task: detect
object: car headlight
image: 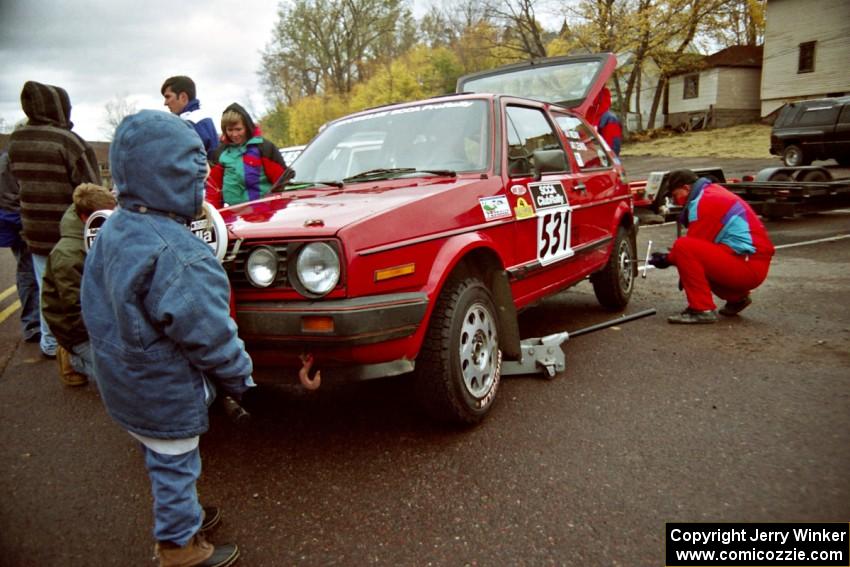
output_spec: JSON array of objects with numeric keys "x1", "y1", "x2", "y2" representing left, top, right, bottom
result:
[
  {"x1": 245, "y1": 246, "x2": 279, "y2": 287},
  {"x1": 295, "y1": 242, "x2": 340, "y2": 295}
]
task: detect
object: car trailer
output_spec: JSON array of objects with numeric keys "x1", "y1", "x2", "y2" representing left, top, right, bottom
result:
[
  {"x1": 721, "y1": 166, "x2": 850, "y2": 219},
  {"x1": 631, "y1": 166, "x2": 850, "y2": 220}
]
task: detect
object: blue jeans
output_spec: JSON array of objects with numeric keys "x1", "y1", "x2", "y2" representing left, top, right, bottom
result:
[
  {"x1": 142, "y1": 445, "x2": 203, "y2": 545},
  {"x1": 70, "y1": 341, "x2": 94, "y2": 376},
  {"x1": 10, "y1": 242, "x2": 40, "y2": 340},
  {"x1": 30, "y1": 253, "x2": 57, "y2": 356}
]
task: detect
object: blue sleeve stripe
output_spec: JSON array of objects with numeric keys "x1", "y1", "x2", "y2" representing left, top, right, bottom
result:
[{"x1": 716, "y1": 202, "x2": 756, "y2": 254}]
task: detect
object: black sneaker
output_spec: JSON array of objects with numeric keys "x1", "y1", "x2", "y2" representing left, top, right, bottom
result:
[
  {"x1": 201, "y1": 543, "x2": 239, "y2": 567},
  {"x1": 667, "y1": 308, "x2": 718, "y2": 324},
  {"x1": 719, "y1": 296, "x2": 752, "y2": 316},
  {"x1": 201, "y1": 506, "x2": 221, "y2": 532}
]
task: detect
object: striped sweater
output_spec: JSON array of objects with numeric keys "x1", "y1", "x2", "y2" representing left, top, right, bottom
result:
[{"x1": 8, "y1": 81, "x2": 101, "y2": 255}]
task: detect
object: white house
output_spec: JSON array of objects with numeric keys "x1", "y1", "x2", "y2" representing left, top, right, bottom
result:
[
  {"x1": 667, "y1": 45, "x2": 763, "y2": 130},
  {"x1": 760, "y1": 0, "x2": 850, "y2": 117}
]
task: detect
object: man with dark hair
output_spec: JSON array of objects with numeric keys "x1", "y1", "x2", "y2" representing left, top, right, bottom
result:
[
  {"x1": 161, "y1": 75, "x2": 219, "y2": 155},
  {"x1": 649, "y1": 169, "x2": 775, "y2": 324},
  {"x1": 8, "y1": 81, "x2": 101, "y2": 358}
]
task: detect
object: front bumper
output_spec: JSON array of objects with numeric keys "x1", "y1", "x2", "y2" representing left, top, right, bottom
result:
[{"x1": 235, "y1": 292, "x2": 429, "y2": 347}]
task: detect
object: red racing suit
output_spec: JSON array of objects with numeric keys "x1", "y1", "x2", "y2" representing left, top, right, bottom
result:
[{"x1": 668, "y1": 178, "x2": 775, "y2": 311}]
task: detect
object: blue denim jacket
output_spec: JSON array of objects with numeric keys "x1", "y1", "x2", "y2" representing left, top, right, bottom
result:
[{"x1": 82, "y1": 110, "x2": 252, "y2": 439}]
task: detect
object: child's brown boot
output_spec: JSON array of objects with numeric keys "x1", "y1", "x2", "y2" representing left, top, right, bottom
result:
[
  {"x1": 57, "y1": 346, "x2": 87, "y2": 386},
  {"x1": 155, "y1": 533, "x2": 239, "y2": 567}
]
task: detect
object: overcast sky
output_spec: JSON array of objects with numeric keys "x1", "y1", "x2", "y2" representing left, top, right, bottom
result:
[{"x1": 0, "y1": 0, "x2": 295, "y2": 142}]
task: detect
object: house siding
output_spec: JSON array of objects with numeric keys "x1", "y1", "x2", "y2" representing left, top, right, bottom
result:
[
  {"x1": 669, "y1": 69, "x2": 720, "y2": 114},
  {"x1": 761, "y1": 0, "x2": 850, "y2": 116},
  {"x1": 716, "y1": 67, "x2": 761, "y2": 109},
  {"x1": 668, "y1": 67, "x2": 762, "y2": 128}
]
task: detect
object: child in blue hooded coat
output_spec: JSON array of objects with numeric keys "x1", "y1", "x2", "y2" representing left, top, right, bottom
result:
[{"x1": 82, "y1": 110, "x2": 252, "y2": 567}]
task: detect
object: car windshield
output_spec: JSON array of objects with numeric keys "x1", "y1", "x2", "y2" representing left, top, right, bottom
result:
[{"x1": 290, "y1": 99, "x2": 491, "y2": 184}]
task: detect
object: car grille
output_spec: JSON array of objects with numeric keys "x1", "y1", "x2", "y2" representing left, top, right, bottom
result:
[{"x1": 226, "y1": 242, "x2": 290, "y2": 288}]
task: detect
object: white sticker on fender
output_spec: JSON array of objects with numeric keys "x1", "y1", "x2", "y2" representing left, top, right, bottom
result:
[
  {"x1": 536, "y1": 205, "x2": 575, "y2": 266},
  {"x1": 479, "y1": 195, "x2": 512, "y2": 221},
  {"x1": 644, "y1": 171, "x2": 665, "y2": 200}
]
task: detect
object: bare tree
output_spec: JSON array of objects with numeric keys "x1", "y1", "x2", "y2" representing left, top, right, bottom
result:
[
  {"x1": 487, "y1": 0, "x2": 549, "y2": 59},
  {"x1": 101, "y1": 95, "x2": 137, "y2": 141}
]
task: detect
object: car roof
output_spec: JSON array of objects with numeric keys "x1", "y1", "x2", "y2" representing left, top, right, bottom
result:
[
  {"x1": 455, "y1": 53, "x2": 617, "y2": 121},
  {"x1": 789, "y1": 96, "x2": 850, "y2": 108}
]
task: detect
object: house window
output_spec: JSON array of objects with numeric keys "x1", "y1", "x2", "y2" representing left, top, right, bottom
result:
[
  {"x1": 683, "y1": 74, "x2": 699, "y2": 99},
  {"x1": 798, "y1": 41, "x2": 816, "y2": 73}
]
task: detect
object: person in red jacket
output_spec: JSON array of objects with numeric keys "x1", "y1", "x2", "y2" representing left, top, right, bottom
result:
[
  {"x1": 205, "y1": 103, "x2": 286, "y2": 208},
  {"x1": 649, "y1": 169, "x2": 775, "y2": 324},
  {"x1": 589, "y1": 87, "x2": 622, "y2": 155}
]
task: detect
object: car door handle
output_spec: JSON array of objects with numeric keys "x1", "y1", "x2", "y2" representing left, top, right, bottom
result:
[{"x1": 574, "y1": 183, "x2": 587, "y2": 192}]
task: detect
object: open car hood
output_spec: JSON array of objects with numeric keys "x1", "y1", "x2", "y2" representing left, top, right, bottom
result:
[{"x1": 456, "y1": 53, "x2": 616, "y2": 122}]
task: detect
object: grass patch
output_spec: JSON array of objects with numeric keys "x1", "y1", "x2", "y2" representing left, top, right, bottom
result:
[{"x1": 621, "y1": 123, "x2": 772, "y2": 158}]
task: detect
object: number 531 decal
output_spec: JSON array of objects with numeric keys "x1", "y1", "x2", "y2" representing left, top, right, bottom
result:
[{"x1": 537, "y1": 206, "x2": 574, "y2": 265}]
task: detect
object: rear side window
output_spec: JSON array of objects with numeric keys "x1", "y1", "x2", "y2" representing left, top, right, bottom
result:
[
  {"x1": 775, "y1": 104, "x2": 800, "y2": 127},
  {"x1": 798, "y1": 105, "x2": 840, "y2": 126},
  {"x1": 553, "y1": 114, "x2": 611, "y2": 170}
]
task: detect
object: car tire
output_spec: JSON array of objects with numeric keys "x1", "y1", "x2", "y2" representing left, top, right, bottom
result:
[
  {"x1": 783, "y1": 144, "x2": 810, "y2": 167},
  {"x1": 799, "y1": 169, "x2": 829, "y2": 183},
  {"x1": 415, "y1": 277, "x2": 501, "y2": 425},
  {"x1": 591, "y1": 226, "x2": 636, "y2": 311}
]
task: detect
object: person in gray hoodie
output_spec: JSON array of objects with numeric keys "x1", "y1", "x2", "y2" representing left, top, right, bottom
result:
[
  {"x1": 81, "y1": 110, "x2": 252, "y2": 567},
  {"x1": 8, "y1": 81, "x2": 101, "y2": 358}
]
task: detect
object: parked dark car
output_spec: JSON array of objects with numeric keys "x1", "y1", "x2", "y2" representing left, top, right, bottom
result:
[{"x1": 770, "y1": 96, "x2": 850, "y2": 167}]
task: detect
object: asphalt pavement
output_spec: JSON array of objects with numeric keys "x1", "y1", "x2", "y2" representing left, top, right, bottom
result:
[{"x1": 0, "y1": 157, "x2": 848, "y2": 566}]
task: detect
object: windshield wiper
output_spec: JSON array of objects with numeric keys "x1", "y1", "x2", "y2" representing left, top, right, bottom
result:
[
  {"x1": 343, "y1": 168, "x2": 457, "y2": 183},
  {"x1": 406, "y1": 169, "x2": 457, "y2": 177},
  {"x1": 299, "y1": 180, "x2": 344, "y2": 189},
  {"x1": 344, "y1": 168, "x2": 416, "y2": 183},
  {"x1": 274, "y1": 180, "x2": 343, "y2": 191}
]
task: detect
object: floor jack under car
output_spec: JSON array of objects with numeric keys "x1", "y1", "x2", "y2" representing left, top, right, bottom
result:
[{"x1": 501, "y1": 308, "x2": 657, "y2": 378}]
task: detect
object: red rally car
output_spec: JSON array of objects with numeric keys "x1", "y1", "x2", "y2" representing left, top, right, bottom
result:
[{"x1": 217, "y1": 53, "x2": 637, "y2": 424}]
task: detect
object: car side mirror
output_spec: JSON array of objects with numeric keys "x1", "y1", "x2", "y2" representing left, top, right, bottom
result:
[
  {"x1": 532, "y1": 149, "x2": 569, "y2": 180},
  {"x1": 271, "y1": 168, "x2": 296, "y2": 193}
]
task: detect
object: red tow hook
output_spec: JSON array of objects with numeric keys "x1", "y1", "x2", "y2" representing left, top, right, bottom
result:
[{"x1": 298, "y1": 353, "x2": 322, "y2": 390}]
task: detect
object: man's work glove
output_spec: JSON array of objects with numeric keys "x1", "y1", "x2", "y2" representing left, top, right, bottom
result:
[{"x1": 648, "y1": 252, "x2": 671, "y2": 269}]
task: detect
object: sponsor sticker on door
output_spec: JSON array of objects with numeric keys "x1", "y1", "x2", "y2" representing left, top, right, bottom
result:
[
  {"x1": 514, "y1": 197, "x2": 535, "y2": 220},
  {"x1": 479, "y1": 195, "x2": 512, "y2": 221},
  {"x1": 529, "y1": 181, "x2": 569, "y2": 209}
]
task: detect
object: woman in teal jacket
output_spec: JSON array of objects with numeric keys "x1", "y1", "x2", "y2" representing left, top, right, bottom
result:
[{"x1": 205, "y1": 102, "x2": 286, "y2": 208}]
